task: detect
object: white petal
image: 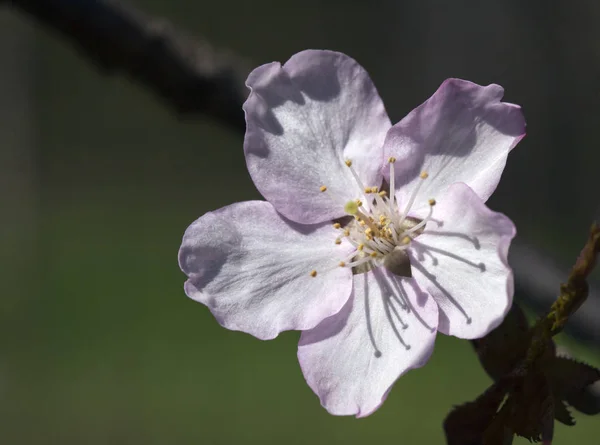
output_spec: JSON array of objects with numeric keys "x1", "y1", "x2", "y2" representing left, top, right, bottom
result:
[
  {"x1": 244, "y1": 50, "x2": 391, "y2": 224},
  {"x1": 408, "y1": 183, "x2": 516, "y2": 339},
  {"x1": 384, "y1": 79, "x2": 525, "y2": 217},
  {"x1": 298, "y1": 268, "x2": 438, "y2": 417},
  {"x1": 179, "y1": 201, "x2": 354, "y2": 340}
]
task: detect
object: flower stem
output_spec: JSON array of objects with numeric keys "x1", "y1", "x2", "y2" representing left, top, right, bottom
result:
[{"x1": 526, "y1": 222, "x2": 600, "y2": 366}]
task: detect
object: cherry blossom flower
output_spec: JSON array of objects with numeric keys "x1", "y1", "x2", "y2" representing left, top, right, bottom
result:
[{"x1": 179, "y1": 50, "x2": 525, "y2": 417}]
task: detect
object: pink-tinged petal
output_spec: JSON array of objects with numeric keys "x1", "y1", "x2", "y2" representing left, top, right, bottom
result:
[
  {"x1": 384, "y1": 79, "x2": 525, "y2": 216},
  {"x1": 178, "y1": 201, "x2": 354, "y2": 340},
  {"x1": 244, "y1": 50, "x2": 391, "y2": 224},
  {"x1": 408, "y1": 182, "x2": 516, "y2": 339},
  {"x1": 298, "y1": 268, "x2": 438, "y2": 417}
]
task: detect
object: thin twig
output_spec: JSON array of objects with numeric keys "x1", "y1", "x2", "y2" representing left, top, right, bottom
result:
[{"x1": 526, "y1": 223, "x2": 600, "y2": 366}]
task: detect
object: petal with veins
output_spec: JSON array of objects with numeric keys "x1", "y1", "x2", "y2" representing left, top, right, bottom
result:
[
  {"x1": 244, "y1": 50, "x2": 391, "y2": 224},
  {"x1": 298, "y1": 268, "x2": 438, "y2": 417},
  {"x1": 179, "y1": 201, "x2": 354, "y2": 340},
  {"x1": 383, "y1": 78, "x2": 525, "y2": 218},
  {"x1": 408, "y1": 182, "x2": 516, "y2": 339}
]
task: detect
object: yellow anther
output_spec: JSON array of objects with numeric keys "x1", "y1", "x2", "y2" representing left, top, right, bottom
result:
[
  {"x1": 379, "y1": 215, "x2": 386, "y2": 223},
  {"x1": 357, "y1": 244, "x2": 364, "y2": 251},
  {"x1": 343, "y1": 229, "x2": 350, "y2": 237},
  {"x1": 364, "y1": 187, "x2": 372, "y2": 194},
  {"x1": 365, "y1": 228, "x2": 374, "y2": 237},
  {"x1": 345, "y1": 159, "x2": 353, "y2": 167},
  {"x1": 359, "y1": 220, "x2": 366, "y2": 226},
  {"x1": 378, "y1": 191, "x2": 387, "y2": 197},
  {"x1": 310, "y1": 270, "x2": 317, "y2": 277},
  {"x1": 402, "y1": 236, "x2": 411, "y2": 245},
  {"x1": 339, "y1": 261, "x2": 346, "y2": 267},
  {"x1": 335, "y1": 238, "x2": 342, "y2": 245},
  {"x1": 319, "y1": 185, "x2": 327, "y2": 192},
  {"x1": 370, "y1": 252, "x2": 378, "y2": 257},
  {"x1": 355, "y1": 199, "x2": 363, "y2": 207},
  {"x1": 388, "y1": 157, "x2": 397, "y2": 163},
  {"x1": 420, "y1": 171, "x2": 429, "y2": 179},
  {"x1": 371, "y1": 186, "x2": 378, "y2": 193},
  {"x1": 333, "y1": 223, "x2": 341, "y2": 229},
  {"x1": 344, "y1": 200, "x2": 359, "y2": 215},
  {"x1": 428, "y1": 198, "x2": 436, "y2": 206}
]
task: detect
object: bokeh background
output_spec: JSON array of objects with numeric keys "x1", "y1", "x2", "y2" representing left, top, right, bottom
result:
[{"x1": 1, "y1": 0, "x2": 599, "y2": 444}]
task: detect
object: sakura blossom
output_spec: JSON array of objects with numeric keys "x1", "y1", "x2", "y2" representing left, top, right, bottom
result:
[{"x1": 179, "y1": 49, "x2": 525, "y2": 417}]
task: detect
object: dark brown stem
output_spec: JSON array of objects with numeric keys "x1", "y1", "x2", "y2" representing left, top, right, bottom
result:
[
  {"x1": 549, "y1": 222, "x2": 599, "y2": 333},
  {"x1": 4, "y1": 0, "x2": 250, "y2": 132},
  {"x1": 526, "y1": 222, "x2": 600, "y2": 365}
]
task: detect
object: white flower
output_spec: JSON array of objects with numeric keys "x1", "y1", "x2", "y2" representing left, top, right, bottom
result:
[{"x1": 179, "y1": 50, "x2": 525, "y2": 417}]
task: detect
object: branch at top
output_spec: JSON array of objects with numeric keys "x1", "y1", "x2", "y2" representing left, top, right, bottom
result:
[{"x1": 5, "y1": 0, "x2": 249, "y2": 132}]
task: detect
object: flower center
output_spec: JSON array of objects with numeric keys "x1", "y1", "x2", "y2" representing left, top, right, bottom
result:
[{"x1": 311, "y1": 157, "x2": 436, "y2": 278}]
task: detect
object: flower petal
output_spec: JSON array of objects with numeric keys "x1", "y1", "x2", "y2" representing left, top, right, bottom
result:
[
  {"x1": 384, "y1": 79, "x2": 525, "y2": 216},
  {"x1": 178, "y1": 201, "x2": 354, "y2": 340},
  {"x1": 408, "y1": 182, "x2": 516, "y2": 339},
  {"x1": 244, "y1": 50, "x2": 391, "y2": 224},
  {"x1": 298, "y1": 268, "x2": 438, "y2": 417}
]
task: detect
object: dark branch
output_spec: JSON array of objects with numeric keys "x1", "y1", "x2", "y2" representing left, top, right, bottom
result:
[
  {"x1": 510, "y1": 242, "x2": 600, "y2": 344},
  {"x1": 4, "y1": 0, "x2": 249, "y2": 132}
]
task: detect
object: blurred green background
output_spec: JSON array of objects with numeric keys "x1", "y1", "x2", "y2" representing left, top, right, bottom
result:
[{"x1": 1, "y1": 0, "x2": 599, "y2": 444}]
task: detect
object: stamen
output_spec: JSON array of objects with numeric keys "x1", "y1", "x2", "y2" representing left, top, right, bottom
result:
[
  {"x1": 377, "y1": 237, "x2": 396, "y2": 251},
  {"x1": 334, "y1": 238, "x2": 342, "y2": 245},
  {"x1": 354, "y1": 210, "x2": 380, "y2": 236},
  {"x1": 402, "y1": 199, "x2": 435, "y2": 236},
  {"x1": 388, "y1": 157, "x2": 397, "y2": 216},
  {"x1": 333, "y1": 223, "x2": 341, "y2": 229},
  {"x1": 372, "y1": 193, "x2": 396, "y2": 241},
  {"x1": 344, "y1": 159, "x2": 371, "y2": 204},
  {"x1": 339, "y1": 261, "x2": 346, "y2": 267},
  {"x1": 319, "y1": 185, "x2": 327, "y2": 192},
  {"x1": 343, "y1": 240, "x2": 374, "y2": 261},
  {"x1": 345, "y1": 255, "x2": 374, "y2": 269},
  {"x1": 374, "y1": 194, "x2": 394, "y2": 221},
  {"x1": 398, "y1": 170, "x2": 428, "y2": 228},
  {"x1": 310, "y1": 270, "x2": 317, "y2": 277},
  {"x1": 370, "y1": 239, "x2": 393, "y2": 255}
]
